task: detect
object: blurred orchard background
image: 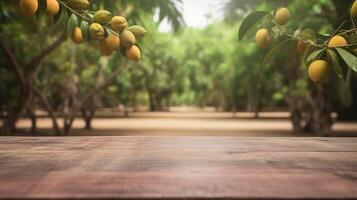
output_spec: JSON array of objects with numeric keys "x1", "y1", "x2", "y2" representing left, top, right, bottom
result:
[{"x1": 1, "y1": 0, "x2": 357, "y2": 137}]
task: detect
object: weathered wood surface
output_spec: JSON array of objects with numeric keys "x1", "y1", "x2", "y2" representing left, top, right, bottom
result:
[{"x1": 0, "y1": 137, "x2": 357, "y2": 199}]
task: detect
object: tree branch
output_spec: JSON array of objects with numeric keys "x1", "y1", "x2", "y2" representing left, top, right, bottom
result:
[
  {"x1": 63, "y1": 61, "x2": 127, "y2": 135},
  {"x1": 78, "y1": 63, "x2": 127, "y2": 109},
  {"x1": 0, "y1": 39, "x2": 27, "y2": 88},
  {"x1": 26, "y1": 33, "x2": 67, "y2": 73},
  {"x1": 32, "y1": 86, "x2": 62, "y2": 136}
]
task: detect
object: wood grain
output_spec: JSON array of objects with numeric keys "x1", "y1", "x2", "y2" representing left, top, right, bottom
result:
[{"x1": 0, "y1": 137, "x2": 357, "y2": 199}]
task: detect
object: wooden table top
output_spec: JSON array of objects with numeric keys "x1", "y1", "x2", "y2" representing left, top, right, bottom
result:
[{"x1": 0, "y1": 136, "x2": 357, "y2": 199}]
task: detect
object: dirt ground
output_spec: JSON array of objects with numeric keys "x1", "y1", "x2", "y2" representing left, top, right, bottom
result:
[{"x1": 14, "y1": 111, "x2": 357, "y2": 137}]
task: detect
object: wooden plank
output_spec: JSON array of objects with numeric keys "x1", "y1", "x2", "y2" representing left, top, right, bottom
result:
[{"x1": 0, "y1": 137, "x2": 356, "y2": 199}]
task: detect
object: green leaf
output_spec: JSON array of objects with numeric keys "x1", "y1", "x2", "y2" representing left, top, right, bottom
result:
[
  {"x1": 303, "y1": 44, "x2": 317, "y2": 62},
  {"x1": 300, "y1": 28, "x2": 316, "y2": 43},
  {"x1": 85, "y1": 12, "x2": 94, "y2": 20},
  {"x1": 66, "y1": 14, "x2": 79, "y2": 37},
  {"x1": 316, "y1": 32, "x2": 331, "y2": 41},
  {"x1": 305, "y1": 49, "x2": 324, "y2": 66},
  {"x1": 326, "y1": 49, "x2": 344, "y2": 79},
  {"x1": 80, "y1": 20, "x2": 89, "y2": 41},
  {"x1": 263, "y1": 39, "x2": 293, "y2": 66},
  {"x1": 336, "y1": 48, "x2": 357, "y2": 72},
  {"x1": 238, "y1": 11, "x2": 269, "y2": 41}
]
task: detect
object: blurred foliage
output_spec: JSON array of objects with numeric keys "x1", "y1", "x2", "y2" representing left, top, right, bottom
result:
[{"x1": 0, "y1": 0, "x2": 356, "y2": 115}]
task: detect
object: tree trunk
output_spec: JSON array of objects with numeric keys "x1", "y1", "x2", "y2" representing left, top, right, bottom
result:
[
  {"x1": 60, "y1": 61, "x2": 127, "y2": 135},
  {"x1": 311, "y1": 86, "x2": 333, "y2": 136},
  {"x1": 1, "y1": 110, "x2": 19, "y2": 135},
  {"x1": 232, "y1": 105, "x2": 237, "y2": 118},
  {"x1": 124, "y1": 106, "x2": 129, "y2": 117},
  {"x1": 84, "y1": 117, "x2": 92, "y2": 130},
  {"x1": 0, "y1": 35, "x2": 66, "y2": 135},
  {"x1": 291, "y1": 109, "x2": 302, "y2": 134},
  {"x1": 63, "y1": 94, "x2": 75, "y2": 135},
  {"x1": 0, "y1": 39, "x2": 30, "y2": 134},
  {"x1": 289, "y1": 49, "x2": 332, "y2": 136},
  {"x1": 254, "y1": 110, "x2": 259, "y2": 119},
  {"x1": 148, "y1": 90, "x2": 156, "y2": 111},
  {"x1": 132, "y1": 92, "x2": 137, "y2": 112},
  {"x1": 63, "y1": 93, "x2": 76, "y2": 135},
  {"x1": 27, "y1": 107, "x2": 37, "y2": 135},
  {"x1": 287, "y1": 88, "x2": 333, "y2": 136},
  {"x1": 1, "y1": 83, "x2": 31, "y2": 134},
  {"x1": 166, "y1": 96, "x2": 171, "y2": 112},
  {"x1": 64, "y1": 117, "x2": 74, "y2": 135},
  {"x1": 33, "y1": 86, "x2": 61, "y2": 136},
  {"x1": 155, "y1": 94, "x2": 163, "y2": 111},
  {"x1": 81, "y1": 108, "x2": 95, "y2": 130}
]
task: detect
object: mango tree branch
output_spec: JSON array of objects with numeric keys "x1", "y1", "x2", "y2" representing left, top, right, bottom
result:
[
  {"x1": 26, "y1": 33, "x2": 67, "y2": 73},
  {"x1": 32, "y1": 85, "x2": 62, "y2": 136},
  {"x1": 62, "y1": 62, "x2": 128, "y2": 134},
  {"x1": 276, "y1": 20, "x2": 357, "y2": 49},
  {"x1": 57, "y1": 0, "x2": 91, "y2": 21},
  {"x1": 0, "y1": 39, "x2": 27, "y2": 88},
  {"x1": 337, "y1": 27, "x2": 357, "y2": 36},
  {"x1": 78, "y1": 62, "x2": 127, "y2": 109},
  {"x1": 57, "y1": 0, "x2": 120, "y2": 37}
]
